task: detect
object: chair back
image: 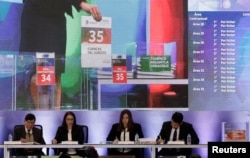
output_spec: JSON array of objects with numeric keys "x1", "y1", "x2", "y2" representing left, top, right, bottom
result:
[{"x1": 81, "y1": 125, "x2": 89, "y2": 143}]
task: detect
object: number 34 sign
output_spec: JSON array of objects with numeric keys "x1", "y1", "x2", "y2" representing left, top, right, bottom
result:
[{"x1": 36, "y1": 53, "x2": 56, "y2": 85}]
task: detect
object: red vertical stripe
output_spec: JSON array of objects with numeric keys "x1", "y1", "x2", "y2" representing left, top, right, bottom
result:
[{"x1": 148, "y1": 0, "x2": 186, "y2": 107}]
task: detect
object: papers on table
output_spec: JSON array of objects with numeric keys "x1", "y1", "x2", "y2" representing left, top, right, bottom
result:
[
  {"x1": 61, "y1": 141, "x2": 78, "y2": 144},
  {"x1": 167, "y1": 140, "x2": 185, "y2": 144},
  {"x1": 138, "y1": 138, "x2": 156, "y2": 144},
  {"x1": 117, "y1": 141, "x2": 135, "y2": 144},
  {"x1": 4, "y1": 141, "x2": 40, "y2": 144},
  {"x1": 4, "y1": 141, "x2": 21, "y2": 144}
]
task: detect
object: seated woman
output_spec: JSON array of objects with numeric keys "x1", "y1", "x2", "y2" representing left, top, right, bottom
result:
[
  {"x1": 106, "y1": 109, "x2": 144, "y2": 158},
  {"x1": 52, "y1": 111, "x2": 84, "y2": 155}
]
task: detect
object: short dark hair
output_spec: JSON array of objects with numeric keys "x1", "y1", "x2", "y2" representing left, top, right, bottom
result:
[
  {"x1": 171, "y1": 112, "x2": 183, "y2": 124},
  {"x1": 25, "y1": 113, "x2": 36, "y2": 121}
]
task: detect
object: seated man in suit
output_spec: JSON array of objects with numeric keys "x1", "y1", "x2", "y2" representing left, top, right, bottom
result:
[
  {"x1": 156, "y1": 112, "x2": 199, "y2": 157},
  {"x1": 13, "y1": 113, "x2": 46, "y2": 156}
]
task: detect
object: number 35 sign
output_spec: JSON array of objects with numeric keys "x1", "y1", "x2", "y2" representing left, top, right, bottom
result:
[
  {"x1": 112, "y1": 55, "x2": 127, "y2": 83},
  {"x1": 36, "y1": 53, "x2": 55, "y2": 85},
  {"x1": 81, "y1": 16, "x2": 112, "y2": 68}
]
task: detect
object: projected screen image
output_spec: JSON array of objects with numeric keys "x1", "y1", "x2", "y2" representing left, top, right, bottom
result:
[
  {"x1": 0, "y1": 0, "x2": 189, "y2": 110},
  {"x1": 3, "y1": 0, "x2": 250, "y2": 111},
  {"x1": 188, "y1": 0, "x2": 250, "y2": 110}
]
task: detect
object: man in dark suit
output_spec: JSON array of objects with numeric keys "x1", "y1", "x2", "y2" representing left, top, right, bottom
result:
[
  {"x1": 156, "y1": 112, "x2": 199, "y2": 157},
  {"x1": 13, "y1": 113, "x2": 46, "y2": 156}
]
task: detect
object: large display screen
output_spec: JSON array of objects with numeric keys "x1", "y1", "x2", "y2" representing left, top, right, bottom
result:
[
  {"x1": 1, "y1": 0, "x2": 250, "y2": 111},
  {"x1": 188, "y1": 0, "x2": 250, "y2": 110},
  {"x1": 0, "y1": 0, "x2": 189, "y2": 110}
]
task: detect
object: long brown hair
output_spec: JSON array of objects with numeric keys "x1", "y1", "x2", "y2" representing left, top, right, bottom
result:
[
  {"x1": 117, "y1": 109, "x2": 135, "y2": 132},
  {"x1": 62, "y1": 111, "x2": 77, "y2": 127}
]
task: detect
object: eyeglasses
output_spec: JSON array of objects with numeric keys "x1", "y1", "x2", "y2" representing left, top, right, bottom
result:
[{"x1": 66, "y1": 118, "x2": 74, "y2": 121}]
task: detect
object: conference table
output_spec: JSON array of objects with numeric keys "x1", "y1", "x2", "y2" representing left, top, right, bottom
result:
[{"x1": 2, "y1": 143, "x2": 208, "y2": 158}]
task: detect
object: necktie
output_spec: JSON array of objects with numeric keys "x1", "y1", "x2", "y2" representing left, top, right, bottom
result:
[
  {"x1": 25, "y1": 130, "x2": 34, "y2": 152},
  {"x1": 27, "y1": 130, "x2": 31, "y2": 140},
  {"x1": 27, "y1": 130, "x2": 34, "y2": 142},
  {"x1": 173, "y1": 128, "x2": 177, "y2": 141}
]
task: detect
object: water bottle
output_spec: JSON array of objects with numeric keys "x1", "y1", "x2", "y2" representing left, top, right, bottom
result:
[
  {"x1": 8, "y1": 133, "x2": 13, "y2": 141},
  {"x1": 187, "y1": 134, "x2": 191, "y2": 145},
  {"x1": 134, "y1": 133, "x2": 139, "y2": 144}
]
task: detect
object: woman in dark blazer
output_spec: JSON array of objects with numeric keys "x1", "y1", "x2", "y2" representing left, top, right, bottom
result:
[
  {"x1": 52, "y1": 111, "x2": 84, "y2": 155},
  {"x1": 106, "y1": 109, "x2": 144, "y2": 158}
]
